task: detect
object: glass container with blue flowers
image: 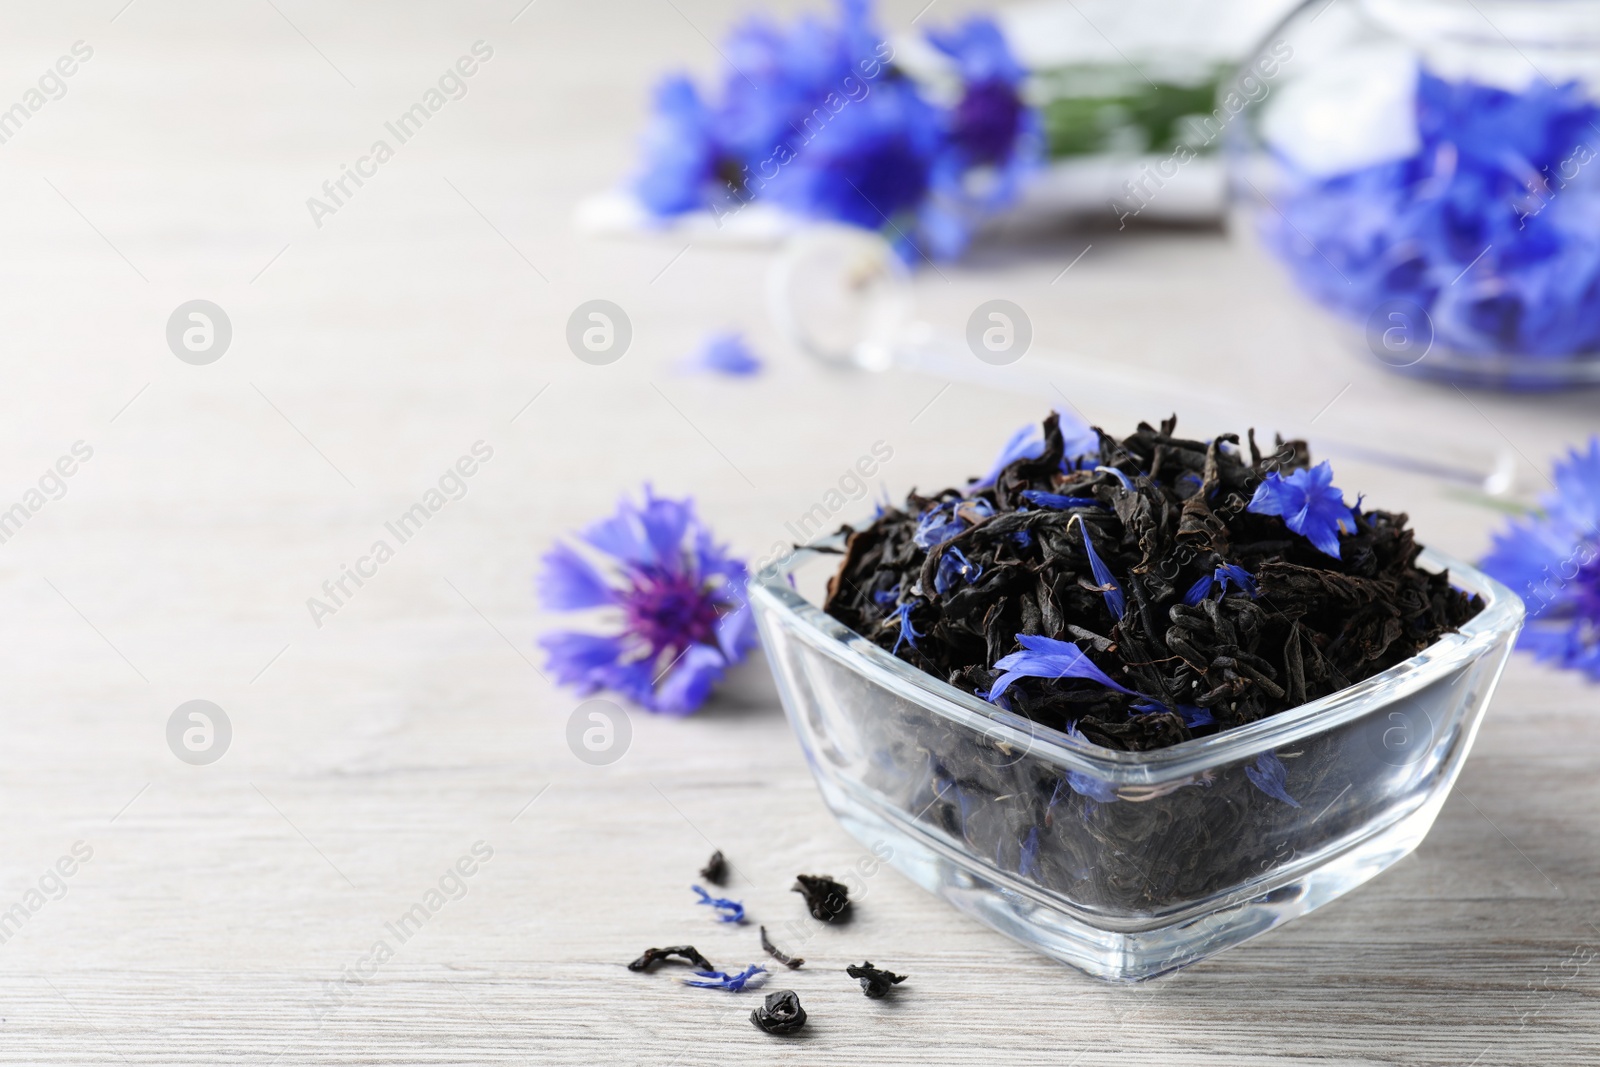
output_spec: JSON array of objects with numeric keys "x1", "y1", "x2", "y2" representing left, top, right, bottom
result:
[{"x1": 1226, "y1": 0, "x2": 1600, "y2": 388}]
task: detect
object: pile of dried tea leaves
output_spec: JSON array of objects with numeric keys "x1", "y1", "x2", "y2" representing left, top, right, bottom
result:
[{"x1": 824, "y1": 413, "x2": 1483, "y2": 750}]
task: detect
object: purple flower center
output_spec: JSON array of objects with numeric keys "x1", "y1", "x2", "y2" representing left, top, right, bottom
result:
[
  {"x1": 1573, "y1": 552, "x2": 1600, "y2": 625},
  {"x1": 952, "y1": 79, "x2": 1023, "y2": 165},
  {"x1": 623, "y1": 569, "x2": 723, "y2": 655}
]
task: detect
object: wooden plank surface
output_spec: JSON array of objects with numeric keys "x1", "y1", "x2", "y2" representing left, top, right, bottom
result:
[{"x1": 0, "y1": 2, "x2": 1596, "y2": 1063}]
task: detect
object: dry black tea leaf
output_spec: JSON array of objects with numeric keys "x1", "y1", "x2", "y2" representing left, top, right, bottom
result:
[
  {"x1": 627, "y1": 945, "x2": 713, "y2": 973},
  {"x1": 759, "y1": 925, "x2": 805, "y2": 969},
  {"x1": 700, "y1": 850, "x2": 727, "y2": 886},
  {"x1": 846, "y1": 961, "x2": 907, "y2": 998},
  {"x1": 792, "y1": 874, "x2": 851, "y2": 922},
  {"x1": 750, "y1": 990, "x2": 807, "y2": 1035}
]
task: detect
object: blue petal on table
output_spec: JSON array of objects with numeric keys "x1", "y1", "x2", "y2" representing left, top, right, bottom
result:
[
  {"x1": 678, "y1": 332, "x2": 763, "y2": 377},
  {"x1": 684, "y1": 964, "x2": 767, "y2": 991}
]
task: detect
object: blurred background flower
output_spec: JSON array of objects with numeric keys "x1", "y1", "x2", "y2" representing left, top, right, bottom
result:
[
  {"x1": 1481, "y1": 439, "x2": 1600, "y2": 678},
  {"x1": 1233, "y1": 0, "x2": 1600, "y2": 388},
  {"x1": 588, "y1": 0, "x2": 1299, "y2": 262}
]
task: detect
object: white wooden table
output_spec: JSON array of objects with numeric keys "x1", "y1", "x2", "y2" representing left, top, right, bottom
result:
[{"x1": 0, "y1": 2, "x2": 1596, "y2": 1063}]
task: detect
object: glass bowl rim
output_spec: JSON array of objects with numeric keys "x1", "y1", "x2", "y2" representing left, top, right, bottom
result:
[{"x1": 750, "y1": 533, "x2": 1524, "y2": 784}]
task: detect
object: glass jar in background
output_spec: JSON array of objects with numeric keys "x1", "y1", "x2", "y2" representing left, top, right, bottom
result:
[{"x1": 1227, "y1": 0, "x2": 1600, "y2": 389}]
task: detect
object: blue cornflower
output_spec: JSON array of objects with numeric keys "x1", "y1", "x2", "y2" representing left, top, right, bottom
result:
[
  {"x1": 679, "y1": 331, "x2": 763, "y2": 377},
  {"x1": 933, "y1": 546, "x2": 982, "y2": 594},
  {"x1": 1020, "y1": 491, "x2": 1106, "y2": 511},
  {"x1": 968, "y1": 410, "x2": 1101, "y2": 490},
  {"x1": 692, "y1": 884, "x2": 746, "y2": 923},
  {"x1": 1074, "y1": 518, "x2": 1126, "y2": 619},
  {"x1": 1265, "y1": 68, "x2": 1600, "y2": 358},
  {"x1": 988, "y1": 634, "x2": 1135, "y2": 702},
  {"x1": 926, "y1": 17, "x2": 1026, "y2": 167},
  {"x1": 685, "y1": 964, "x2": 768, "y2": 991},
  {"x1": 918, "y1": 15, "x2": 1043, "y2": 259},
  {"x1": 634, "y1": 76, "x2": 725, "y2": 216},
  {"x1": 1244, "y1": 752, "x2": 1301, "y2": 807},
  {"x1": 1481, "y1": 437, "x2": 1600, "y2": 679},
  {"x1": 871, "y1": 583, "x2": 900, "y2": 607},
  {"x1": 770, "y1": 70, "x2": 944, "y2": 252},
  {"x1": 630, "y1": 1, "x2": 1040, "y2": 265},
  {"x1": 1183, "y1": 563, "x2": 1260, "y2": 605},
  {"x1": 536, "y1": 487, "x2": 755, "y2": 715},
  {"x1": 1247, "y1": 461, "x2": 1357, "y2": 559}
]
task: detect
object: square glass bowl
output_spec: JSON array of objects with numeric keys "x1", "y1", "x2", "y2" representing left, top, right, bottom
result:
[{"x1": 750, "y1": 539, "x2": 1524, "y2": 981}]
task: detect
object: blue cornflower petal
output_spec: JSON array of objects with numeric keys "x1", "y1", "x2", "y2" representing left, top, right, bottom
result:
[
  {"x1": 913, "y1": 501, "x2": 965, "y2": 548},
  {"x1": 1245, "y1": 753, "x2": 1301, "y2": 807},
  {"x1": 1076, "y1": 520, "x2": 1126, "y2": 620},
  {"x1": 1066, "y1": 769, "x2": 1119, "y2": 804},
  {"x1": 1248, "y1": 461, "x2": 1357, "y2": 559},
  {"x1": 681, "y1": 331, "x2": 763, "y2": 377},
  {"x1": 989, "y1": 634, "x2": 1136, "y2": 702},
  {"x1": 692, "y1": 884, "x2": 746, "y2": 923},
  {"x1": 538, "y1": 631, "x2": 626, "y2": 691},
  {"x1": 1020, "y1": 491, "x2": 1106, "y2": 510},
  {"x1": 969, "y1": 410, "x2": 1099, "y2": 489},
  {"x1": 1130, "y1": 699, "x2": 1213, "y2": 729},
  {"x1": 656, "y1": 646, "x2": 730, "y2": 717},
  {"x1": 714, "y1": 603, "x2": 756, "y2": 662},
  {"x1": 934, "y1": 546, "x2": 983, "y2": 594},
  {"x1": 634, "y1": 75, "x2": 721, "y2": 216},
  {"x1": 536, "y1": 543, "x2": 616, "y2": 610},
  {"x1": 684, "y1": 964, "x2": 767, "y2": 991},
  {"x1": 1185, "y1": 564, "x2": 1259, "y2": 606},
  {"x1": 1018, "y1": 826, "x2": 1040, "y2": 879},
  {"x1": 927, "y1": 15, "x2": 1024, "y2": 89},
  {"x1": 1095, "y1": 465, "x2": 1135, "y2": 492},
  {"x1": 1215, "y1": 563, "x2": 1259, "y2": 598},
  {"x1": 890, "y1": 601, "x2": 923, "y2": 654},
  {"x1": 637, "y1": 489, "x2": 695, "y2": 571},
  {"x1": 582, "y1": 509, "x2": 654, "y2": 568}
]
